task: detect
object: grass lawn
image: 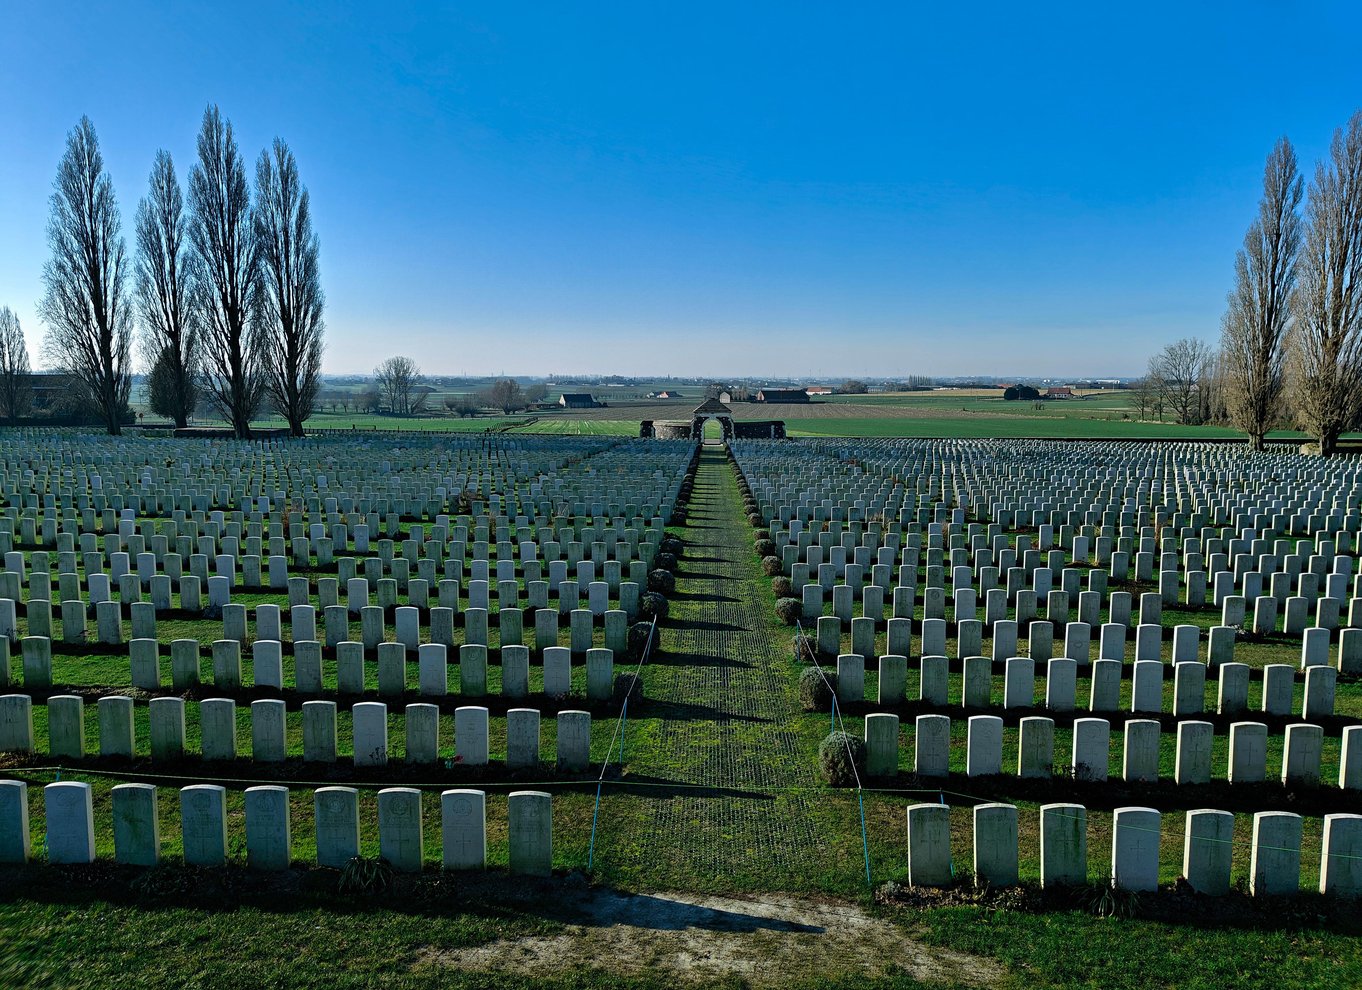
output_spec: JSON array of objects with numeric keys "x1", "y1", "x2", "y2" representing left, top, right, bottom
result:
[{"x1": 2, "y1": 439, "x2": 1361, "y2": 988}]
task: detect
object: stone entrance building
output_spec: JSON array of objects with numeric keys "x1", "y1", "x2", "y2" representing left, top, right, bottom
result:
[{"x1": 640, "y1": 398, "x2": 786, "y2": 441}]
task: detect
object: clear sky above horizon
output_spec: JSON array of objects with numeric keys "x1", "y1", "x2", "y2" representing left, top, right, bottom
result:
[{"x1": 2, "y1": 2, "x2": 1360, "y2": 379}]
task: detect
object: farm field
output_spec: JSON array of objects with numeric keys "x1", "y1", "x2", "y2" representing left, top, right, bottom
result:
[
  {"x1": 134, "y1": 387, "x2": 1360, "y2": 443},
  {"x1": 0, "y1": 431, "x2": 1360, "y2": 988}
]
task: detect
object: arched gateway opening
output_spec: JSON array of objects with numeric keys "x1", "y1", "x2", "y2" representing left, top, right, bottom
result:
[{"x1": 638, "y1": 399, "x2": 786, "y2": 441}]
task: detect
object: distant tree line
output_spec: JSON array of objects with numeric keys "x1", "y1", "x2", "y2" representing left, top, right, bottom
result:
[
  {"x1": 1137, "y1": 110, "x2": 1362, "y2": 454},
  {"x1": 0, "y1": 108, "x2": 326, "y2": 437}
]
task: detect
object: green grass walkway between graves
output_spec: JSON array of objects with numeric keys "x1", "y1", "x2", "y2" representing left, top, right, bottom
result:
[{"x1": 585, "y1": 445, "x2": 839, "y2": 891}]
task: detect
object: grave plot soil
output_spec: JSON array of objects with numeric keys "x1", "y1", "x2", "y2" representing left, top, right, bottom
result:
[{"x1": 417, "y1": 886, "x2": 1005, "y2": 987}]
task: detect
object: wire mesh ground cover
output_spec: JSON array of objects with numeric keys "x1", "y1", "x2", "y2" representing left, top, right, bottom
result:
[{"x1": 592, "y1": 449, "x2": 837, "y2": 891}]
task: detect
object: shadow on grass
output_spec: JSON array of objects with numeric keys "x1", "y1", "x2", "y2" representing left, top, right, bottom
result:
[
  {"x1": 666, "y1": 617, "x2": 746, "y2": 632},
  {"x1": 645, "y1": 651, "x2": 754, "y2": 670},
  {"x1": 0, "y1": 863, "x2": 823, "y2": 934},
  {"x1": 633, "y1": 697, "x2": 771, "y2": 724},
  {"x1": 609, "y1": 773, "x2": 777, "y2": 801}
]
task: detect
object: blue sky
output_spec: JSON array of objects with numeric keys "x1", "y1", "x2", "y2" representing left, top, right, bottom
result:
[{"x1": 1, "y1": 2, "x2": 1360, "y2": 378}]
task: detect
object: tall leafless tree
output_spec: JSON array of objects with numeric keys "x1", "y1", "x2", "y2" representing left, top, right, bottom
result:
[
  {"x1": 486, "y1": 378, "x2": 525, "y2": 413},
  {"x1": 1289, "y1": 111, "x2": 1362, "y2": 456},
  {"x1": 374, "y1": 356, "x2": 422, "y2": 415},
  {"x1": 188, "y1": 106, "x2": 263, "y2": 439},
  {"x1": 136, "y1": 150, "x2": 199, "y2": 428},
  {"x1": 1220, "y1": 138, "x2": 1303, "y2": 451},
  {"x1": 38, "y1": 116, "x2": 133, "y2": 435},
  {"x1": 0, "y1": 307, "x2": 32, "y2": 421},
  {"x1": 1129, "y1": 375, "x2": 1160, "y2": 422},
  {"x1": 255, "y1": 139, "x2": 324, "y2": 438},
  {"x1": 1149, "y1": 337, "x2": 1213, "y2": 426}
]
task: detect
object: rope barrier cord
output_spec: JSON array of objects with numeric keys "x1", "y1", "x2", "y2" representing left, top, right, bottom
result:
[
  {"x1": 588, "y1": 614, "x2": 657, "y2": 868},
  {"x1": 797, "y1": 619, "x2": 873, "y2": 885}
]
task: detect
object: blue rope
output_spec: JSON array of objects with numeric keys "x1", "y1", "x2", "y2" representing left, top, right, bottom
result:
[
  {"x1": 587, "y1": 779, "x2": 604, "y2": 869},
  {"x1": 858, "y1": 787, "x2": 872, "y2": 886}
]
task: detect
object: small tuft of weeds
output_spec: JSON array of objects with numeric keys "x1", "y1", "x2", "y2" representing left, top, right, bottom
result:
[{"x1": 337, "y1": 856, "x2": 395, "y2": 896}]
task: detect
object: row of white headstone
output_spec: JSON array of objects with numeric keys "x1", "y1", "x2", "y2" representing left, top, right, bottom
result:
[
  {"x1": 0, "y1": 779, "x2": 553, "y2": 875},
  {"x1": 1, "y1": 582, "x2": 641, "y2": 651},
  {"x1": 832, "y1": 653, "x2": 1340, "y2": 721},
  {"x1": 808, "y1": 609, "x2": 1362, "y2": 674},
  {"x1": 0, "y1": 693, "x2": 593, "y2": 770},
  {"x1": 863, "y1": 711, "x2": 1361, "y2": 788},
  {"x1": 6, "y1": 635, "x2": 620, "y2": 702},
  {"x1": 903, "y1": 802, "x2": 1362, "y2": 898}
]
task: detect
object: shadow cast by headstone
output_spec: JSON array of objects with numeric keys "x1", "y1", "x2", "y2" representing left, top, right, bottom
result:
[
  {"x1": 633, "y1": 697, "x2": 769, "y2": 723},
  {"x1": 561, "y1": 889, "x2": 824, "y2": 934},
  {"x1": 605, "y1": 773, "x2": 777, "y2": 801},
  {"x1": 645, "y1": 650, "x2": 753, "y2": 670},
  {"x1": 666, "y1": 617, "x2": 746, "y2": 632},
  {"x1": 673, "y1": 570, "x2": 733, "y2": 583},
  {"x1": 667, "y1": 590, "x2": 740, "y2": 604}
]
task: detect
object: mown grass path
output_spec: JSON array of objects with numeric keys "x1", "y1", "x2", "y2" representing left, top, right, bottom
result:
[{"x1": 597, "y1": 447, "x2": 833, "y2": 890}]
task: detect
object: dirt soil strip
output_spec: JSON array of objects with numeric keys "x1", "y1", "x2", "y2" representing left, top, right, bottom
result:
[{"x1": 417, "y1": 887, "x2": 1004, "y2": 987}]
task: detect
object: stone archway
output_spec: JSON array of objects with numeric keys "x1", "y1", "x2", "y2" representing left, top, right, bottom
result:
[{"x1": 690, "y1": 398, "x2": 734, "y2": 442}]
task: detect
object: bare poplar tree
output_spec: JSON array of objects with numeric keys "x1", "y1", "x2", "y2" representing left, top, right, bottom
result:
[
  {"x1": 255, "y1": 139, "x2": 324, "y2": 437},
  {"x1": 188, "y1": 106, "x2": 263, "y2": 439},
  {"x1": 0, "y1": 307, "x2": 32, "y2": 421},
  {"x1": 38, "y1": 116, "x2": 133, "y2": 435},
  {"x1": 1149, "y1": 338, "x2": 1213, "y2": 425},
  {"x1": 1220, "y1": 138, "x2": 1303, "y2": 450},
  {"x1": 1289, "y1": 111, "x2": 1362, "y2": 456},
  {"x1": 136, "y1": 150, "x2": 199, "y2": 428},
  {"x1": 374, "y1": 356, "x2": 422, "y2": 415}
]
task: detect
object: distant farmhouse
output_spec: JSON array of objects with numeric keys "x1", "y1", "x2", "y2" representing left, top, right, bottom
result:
[
  {"x1": 755, "y1": 388, "x2": 810, "y2": 404},
  {"x1": 650, "y1": 390, "x2": 684, "y2": 399},
  {"x1": 558, "y1": 393, "x2": 598, "y2": 409},
  {"x1": 804, "y1": 386, "x2": 834, "y2": 396},
  {"x1": 1045, "y1": 387, "x2": 1074, "y2": 399}
]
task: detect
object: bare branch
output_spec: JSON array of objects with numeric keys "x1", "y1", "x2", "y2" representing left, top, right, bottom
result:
[
  {"x1": 1289, "y1": 110, "x2": 1362, "y2": 455},
  {"x1": 136, "y1": 150, "x2": 199, "y2": 427},
  {"x1": 1220, "y1": 136, "x2": 1302, "y2": 450},
  {"x1": 188, "y1": 105, "x2": 264, "y2": 439},
  {"x1": 38, "y1": 116, "x2": 133, "y2": 435},
  {"x1": 0, "y1": 307, "x2": 32, "y2": 420},
  {"x1": 255, "y1": 138, "x2": 325, "y2": 437}
]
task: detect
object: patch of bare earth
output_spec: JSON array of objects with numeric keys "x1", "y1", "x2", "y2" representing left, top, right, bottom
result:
[{"x1": 414, "y1": 888, "x2": 1005, "y2": 987}]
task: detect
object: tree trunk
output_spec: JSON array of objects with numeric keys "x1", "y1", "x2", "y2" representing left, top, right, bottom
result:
[{"x1": 1247, "y1": 431, "x2": 1265, "y2": 452}]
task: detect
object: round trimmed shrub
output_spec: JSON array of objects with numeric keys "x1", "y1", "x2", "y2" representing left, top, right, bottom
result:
[
  {"x1": 654, "y1": 551, "x2": 678, "y2": 573},
  {"x1": 799, "y1": 665, "x2": 834, "y2": 710},
  {"x1": 754, "y1": 538, "x2": 776, "y2": 558},
  {"x1": 647, "y1": 568, "x2": 676, "y2": 594},
  {"x1": 613, "y1": 672, "x2": 644, "y2": 707},
  {"x1": 638, "y1": 591, "x2": 670, "y2": 622},
  {"x1": 762, "y1": 555, "x2": 782, "y2": 577},
  {"x1": 818, "y1": 732, "x2": 867, "y2": 787},
  {"x1": 771, "y1": 575, "x2": 793, "y2": 598},
  {"x1": 748, "y1": 512, "x2": 763, "y2": 527},
  {"x1": 628, "y1": 621, "x2": 656, "y2": 659},
  {"x1": 660, "y1": 536, "x2": 684, "y2": 557},
  {"x1": 669, "y1": 509, "x2": 687, "y2": 526},
  {"x1": 775, "y1": 597, "x2": 802, "y2": 625},
  {"x1": 793, "y1": 635, "x2": 818, "y2": 665}
]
